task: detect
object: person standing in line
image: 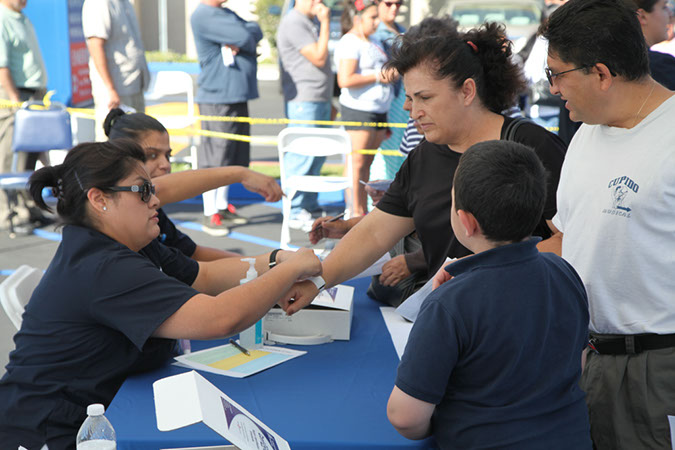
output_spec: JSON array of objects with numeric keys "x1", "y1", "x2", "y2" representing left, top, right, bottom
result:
[
  {"x1": 539, "y1": 0, "x2": 675, "y2": 447},
  {"x1": 631, "y1": 0, "x2": 675, "y2": 89},
  {"x1": 336, "y1": 0, "x2": 396, "y2": 217},
  {"x1": 369, "y1": 0, "x2": 407, "y2": 182},
  {"x1": 191, "y1": 0, "x2": 262, "y2": 236},
  {"x1": 277, "y1": 0, "x2": 334, "y2": 231},
  {"x1": 0, "y1": 0, "x2": 51, "y2": 232},
  {"x1": 82, "y1": 0, "x2": 149, "y2": 141}
]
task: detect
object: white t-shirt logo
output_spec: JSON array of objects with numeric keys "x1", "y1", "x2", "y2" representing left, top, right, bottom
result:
[{"x1": 604, "y1": 175, "x2": 639, "y2": 217}]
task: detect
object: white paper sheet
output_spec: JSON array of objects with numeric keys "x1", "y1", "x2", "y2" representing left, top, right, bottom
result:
[
  {"x1": 221, "y1": 45, "x2": 235, "y2": 66},
  {"x1": 669, "y1": 415, "x2": 675, "y2": 449},
  {"x1": 351, "y1": 252, "x2": 391, "y2": 279},
  {"x1": 380, "y1": 307, "x2": 413, "y2": 359},
  {"x1": 395, "y1": 277, "x2": 434, "y2": 322},
  {"x1": 395, "y1": 257, "x2": 455, "y2": 322}
]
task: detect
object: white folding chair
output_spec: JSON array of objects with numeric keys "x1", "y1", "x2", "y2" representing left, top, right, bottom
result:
[
  {"x1": 0, "y1": 265, "x2": 43, "y2": 330},
  {"x1": 144, "y1": 71, "x2": 198, "y2": 168},
  {"x1": 277, "y1": 127, "x2": 352, "y2": 249}
]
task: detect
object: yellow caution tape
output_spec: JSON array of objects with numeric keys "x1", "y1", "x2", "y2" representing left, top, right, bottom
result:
[{"x1": 0, "y1": 100, "x2": 559, "y2": 151}]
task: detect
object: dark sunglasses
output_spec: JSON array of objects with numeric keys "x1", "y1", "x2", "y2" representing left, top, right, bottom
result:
[
  {"x1": 383, "y1": 1, "x2": 402, "y2": 6},
  {"x1": 107, "y1": 180, "x2": 156, "y2": 203},
  {"x1": 544, "y1": 66, "x2": 588, "y2": 85}
]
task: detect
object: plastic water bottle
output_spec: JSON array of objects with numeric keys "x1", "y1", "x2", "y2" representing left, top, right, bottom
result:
[
  {"x1": 75, "y1": 403, "x2": 116, "y2": 450},
  {"x1": 239, "y1": 257, "x2": 263, "y2": 350}
]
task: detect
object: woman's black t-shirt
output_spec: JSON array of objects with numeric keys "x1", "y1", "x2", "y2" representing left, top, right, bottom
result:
[{"x1": 377, "y1": 116, "x2": 567, "y2": 275}]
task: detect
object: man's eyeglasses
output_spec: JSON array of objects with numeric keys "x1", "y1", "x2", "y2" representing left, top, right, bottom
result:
[
  {"x1": 107, "y1": 180, "x2": 156, "y2": 203},
  {"x1": 545, "y1": 66, "x2": 588, "y2": 85},
  {"x1": 383, "y1": 1, "x2": 403, "y2": 7}
]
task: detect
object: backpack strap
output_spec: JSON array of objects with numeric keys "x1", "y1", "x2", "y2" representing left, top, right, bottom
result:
[{"x1": 503, "y1": 116, "x2": 533, "y2": 142}]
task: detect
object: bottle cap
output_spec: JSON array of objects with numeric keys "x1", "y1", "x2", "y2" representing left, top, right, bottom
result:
[{"x1": 87, "y1": 403, "x2": 105, "y2": 416}]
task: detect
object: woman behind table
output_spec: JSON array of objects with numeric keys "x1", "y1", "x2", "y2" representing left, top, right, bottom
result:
[
  {"x1": 336, "y1": 0, "x2": 397, "y2": 216},
  {"x1": 103, "y1": 108, "x2": 282, "y2": 260},
  {"x1": 0, "y1": 141, "x2": 320, "y2": 449},
  {"x1": 283, "y1": 16, "x2": 567, "y2": 314}
]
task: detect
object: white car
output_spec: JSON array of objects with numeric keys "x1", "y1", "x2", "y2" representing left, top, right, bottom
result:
[{"x1": 436, "y1": 0, "x2": 544, "y2": 53}]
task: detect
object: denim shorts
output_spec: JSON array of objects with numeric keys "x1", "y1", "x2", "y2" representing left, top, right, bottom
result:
[{"x1": 285, "y1": 101, "x2": 331, "y2": 127}]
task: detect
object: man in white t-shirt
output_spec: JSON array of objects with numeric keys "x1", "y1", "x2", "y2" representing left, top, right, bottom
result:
[{"x1": 540, "y1": 0, "x2": 675, "y2": 448}]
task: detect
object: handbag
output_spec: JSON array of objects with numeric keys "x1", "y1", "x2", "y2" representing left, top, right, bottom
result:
[{"x1": 12, "y1": 100, "x2": 72, "y2": 152}]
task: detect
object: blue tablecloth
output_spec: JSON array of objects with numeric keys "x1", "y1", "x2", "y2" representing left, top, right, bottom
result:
[{"x1": 107, "y1": 277, "x2": 435, "y2": 449}]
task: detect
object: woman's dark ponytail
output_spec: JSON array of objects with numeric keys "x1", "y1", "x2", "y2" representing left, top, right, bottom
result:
[
  {"x1": 102, "y1": 107, "x2": 126, "y2": 137},
  {"x1": 28, "y1": 165, "x2": 61, "y2": 213},
  {"x1": 103, "y1": 107, "x2": 167, "y2": 142},
  {"x1": 462, "y1": 22, "x2": 527, "y2": 113}
]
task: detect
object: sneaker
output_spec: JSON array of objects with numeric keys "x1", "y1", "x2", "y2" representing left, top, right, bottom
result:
[
  {"x1": 218, "y1": 204, "x2": 249, "y2": 225},
  {"x1": 202, "y1": 213, "x2": 231, "y2": 237}
]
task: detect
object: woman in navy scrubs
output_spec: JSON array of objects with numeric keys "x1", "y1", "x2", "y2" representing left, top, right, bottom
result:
[{"x1": 0, "y1": 140, "x2": 321, "y2": 449}]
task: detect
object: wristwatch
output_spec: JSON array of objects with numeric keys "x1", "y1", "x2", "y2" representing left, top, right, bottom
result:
[{"x1": 269, "y1": 248, "x2": 282, "y2": 269}]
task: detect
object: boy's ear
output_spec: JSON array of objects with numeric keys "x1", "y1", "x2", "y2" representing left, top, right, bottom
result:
[{"x1": 457, "y1": 209, "x2": 481, "y2": 238}]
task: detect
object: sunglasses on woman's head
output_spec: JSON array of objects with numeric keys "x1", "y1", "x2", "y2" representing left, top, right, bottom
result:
[
  {"x1": 107, "y1": 180, "x2": 156, "y2": 203},
  {"x1": 383, "y1": 1, "x2": 402, "y2": 6}
]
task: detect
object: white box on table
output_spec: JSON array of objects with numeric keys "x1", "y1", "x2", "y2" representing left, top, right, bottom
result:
[{"x1": 264, "y1": 284, "x2": 354, "y2": 341}]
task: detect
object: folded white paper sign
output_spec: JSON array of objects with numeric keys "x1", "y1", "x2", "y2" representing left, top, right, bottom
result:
[{"x1": 154, "y1": 371, "x2": 291, "y2": 450}]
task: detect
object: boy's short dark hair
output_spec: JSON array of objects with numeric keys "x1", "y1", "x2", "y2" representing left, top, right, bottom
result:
[
  {"x1": 453, "y1": 140, "x2": 547, "y2": 243},
  {"x1": 540, "y1": 0, "x2": 649, "y2": 81}
]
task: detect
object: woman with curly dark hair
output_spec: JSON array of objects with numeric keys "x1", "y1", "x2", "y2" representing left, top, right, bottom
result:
[{"x1": 292, "y1": 16, "x2": 567, "y2": 309}]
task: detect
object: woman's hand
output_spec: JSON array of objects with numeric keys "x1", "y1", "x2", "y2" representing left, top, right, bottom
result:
[
  {"x1": 308, "y1": 216, "x2": 353, "y2": 244},
  {"x1": 273, "y1": 249, "x2": 293, "y2": 265},
  {"x1": 364, "y1": 181, "x2": 387, "y2": 205},
  {"x1": 288, "y1": 247, "x2": 323, "y2": 280},
  {"x1": 379, "y1": 67, "x2": 400, "y2": 84},
  {"x1": 278, "y1": 279, "x2": 319, "y2": 315},
  {"x1": 240, "y1": 169, "x2": 283, "y2": 202}
]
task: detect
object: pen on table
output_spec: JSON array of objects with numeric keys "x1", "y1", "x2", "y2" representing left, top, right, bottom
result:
[
  {"x1": 229, "y1": 339, "x2": 250, "y2": 356},
  {"x1": 308, "y1": 212, "x2": 347, "y2": 234}
]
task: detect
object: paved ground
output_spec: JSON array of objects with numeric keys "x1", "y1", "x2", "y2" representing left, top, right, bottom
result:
[{"x1": 0, "y1": 79, "x2": 345, "y2": 377}]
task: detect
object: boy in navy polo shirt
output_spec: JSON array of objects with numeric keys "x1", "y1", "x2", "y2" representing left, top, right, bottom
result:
[{"x1": 387, "y1": 140, "x2": 591, "y2": 449}]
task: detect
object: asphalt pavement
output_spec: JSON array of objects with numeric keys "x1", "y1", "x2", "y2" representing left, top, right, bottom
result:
[{"x1": 0, "y1": 79, "x2": 346, "y2": 377}]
